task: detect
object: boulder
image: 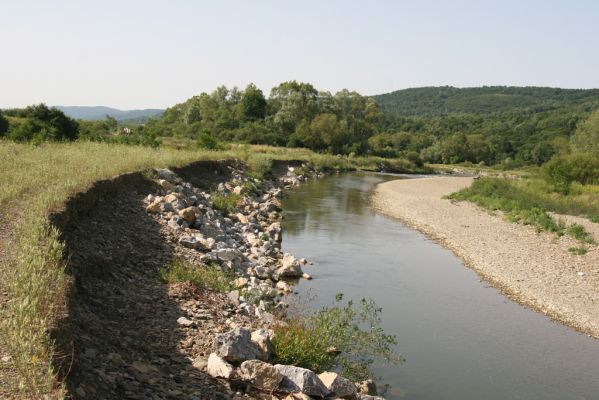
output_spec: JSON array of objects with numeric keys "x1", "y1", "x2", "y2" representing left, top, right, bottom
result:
[
  {"x1": 179, "y1": 235, "x2": 202, "y2": 249},
  {"x1": 146, "y1": 200, "x2": 161, "y2": 213},
  {"x1": 254, "y1": 266, "x2": 272, "y2": 279},
  {"x1": 207, "y1": 353, "x2": 234, "y2": 379},
  {"x1": 227, "y1": 290, "x2": 240, "y2": 306},
  {"x1": 275, "y1": 254, "x2": 303, "y2": 279},
  {"x1": 251, "y1": 329, "x2": 272, "y2": 360},
  {"x1": 276, "y1": 280, "x2": 292, "y2": 293},
  {"x1": 274, "y1": 364, "x2": 330, "y2": 397},
  {"x1": 318, "y1": 372, "x2": 358, "y2": 399},
  {"x1": 233, "y1": 277, "x2": 248, "y2": 289},
  {"x1": 235, "y1": 213, "x2": 249, "y2": 224},
  {"x1": 178, "y1": 207, "x2": 198, "y2": 223},
  {"x1": 356, "y1": 380, "x2": 377, "y2": 395},
  {"x1": 214, "y1": 327, "x2": 261, "y2": 363},
  {"x1": 157, "y1": 168, "x2": 178, "y2": 182},
  {"x1": 238, "y1": 360, "x2": 283, "y2": 391},
  {"x1": 158, "y1": 179, "x2": 174, "y2": 191}
]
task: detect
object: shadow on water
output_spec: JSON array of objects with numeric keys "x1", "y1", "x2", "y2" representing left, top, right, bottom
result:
[
  {"x1": 282, "y1": 173, "x2": 599, "y2": 400},
  {"x1": 50, "y1": 172, "x2": 227, "y2": 399}
]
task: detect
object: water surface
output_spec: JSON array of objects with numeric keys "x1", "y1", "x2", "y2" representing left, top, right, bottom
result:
[{"x1": 281, "y1": 173, "x2": 599, "y2": 400}]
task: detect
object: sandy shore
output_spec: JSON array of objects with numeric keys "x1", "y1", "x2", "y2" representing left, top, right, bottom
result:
[{"x1": 373, "y1": 176, "x2": 599, "y2": 338}]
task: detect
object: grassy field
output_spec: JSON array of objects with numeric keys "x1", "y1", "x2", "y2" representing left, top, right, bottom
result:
[{"x1": 0, "y1": 140, "x2": 424, "y2": 398}]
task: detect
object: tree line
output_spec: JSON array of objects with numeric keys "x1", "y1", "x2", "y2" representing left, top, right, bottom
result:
[{"x1": 2, "y1": 83, "x2": 599, "y2": 172}]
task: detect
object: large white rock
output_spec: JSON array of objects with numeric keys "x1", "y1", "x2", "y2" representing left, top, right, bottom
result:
[
  {"x1": 274, "y1": 364, "x2": 330, "y2": 397},
  {"x1": 318, "y1": 371, "x2": 358, "y2": 399},
  {"x1": 238, "y1": 360, "x2": 283, "y2": 391},
  {"x1": 251, "y1": 329, "x2": 272, "y2": 360},
  {"x1": 206, "y1": 353, "x2": 234, "y2": 379},
  {"x1": 214, "y1": 327, "x2": 261, "y2": 363},
  {"x1": 275, "y1": 253, "x2": 303, "y2": 279}
]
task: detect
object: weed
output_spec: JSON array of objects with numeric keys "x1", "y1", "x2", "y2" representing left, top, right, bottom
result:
[
  {"x1": 211, "y1": 192, "x2": 242, "y2": 216},
  {"x1": 568, "y1": 246, "x2": 588, "y2": 255},
  {"x1": 272, "y1": 294, "x2": 401, "y2": 381},
  {"x1": 159, "y1": 259, "x2": 234, "y2": 292},
  {"x1": 566, "y1": 224, "x2": 596, "y2": 244}
]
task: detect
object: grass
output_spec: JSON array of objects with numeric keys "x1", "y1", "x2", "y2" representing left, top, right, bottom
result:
[
  {"x1": 210, "y1": 192, "x2": 243, "y2": 216},
  {"x1": 448, "y1": 177, "x2": 598, "y2": 249},
  {"x1": 0, "y1": 139, "x2": 423, "y2": 397},
  {"x1": 159, "y1": 259, "x2": 235, "y2": 292},
  {"x1": 0, "y1": 141, "x2": 232, "y2": 398}
]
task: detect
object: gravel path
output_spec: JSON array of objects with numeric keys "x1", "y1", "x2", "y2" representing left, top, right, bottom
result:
[{"x1": 372, "y1": 176, "x2": 599, "y2": 338}]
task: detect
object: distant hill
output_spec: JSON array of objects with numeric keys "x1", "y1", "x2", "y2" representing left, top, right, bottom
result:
[
  {"x1": 371, "y1": 86, "x2": 599, "y2": 116},
  {"x1": 55, "y1": 106, "x2": 163, "y2": 122}
]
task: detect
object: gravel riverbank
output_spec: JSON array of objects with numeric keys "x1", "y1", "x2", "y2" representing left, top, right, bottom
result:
[{"x1": 372, "y1": 176, "x2": 599, "y2": 338}]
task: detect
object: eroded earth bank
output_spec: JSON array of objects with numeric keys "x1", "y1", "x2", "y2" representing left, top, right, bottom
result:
[{"x1": 51, "y1": 161, "x2": 378, "y2": 400}]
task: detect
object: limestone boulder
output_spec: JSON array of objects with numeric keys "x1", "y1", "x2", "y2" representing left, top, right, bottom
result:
[
  {"x1": 318, "y1": 372, "x2": 358, "y2": 399},
  {"x1": 238, "y1": 360, "x2": 282, "y2": 391},
  {"x1": 206, "y1": 353, "x2": 234, "y2": 379},
  {"x1": 274, "y1": 364, "x2": 330, "y2": 397},
  {"x1": 214, "y1": 327, "x2": 261, "y2": 363}
]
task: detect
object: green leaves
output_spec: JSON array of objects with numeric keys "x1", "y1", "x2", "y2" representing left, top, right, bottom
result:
[{"x1": 272, "y1": 295, "x2": 400, "y2": 381}]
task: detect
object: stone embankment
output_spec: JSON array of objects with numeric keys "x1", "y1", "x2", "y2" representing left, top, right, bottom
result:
[{"x1": 55, "y1": 161, "x2": 384, "y2": 399}]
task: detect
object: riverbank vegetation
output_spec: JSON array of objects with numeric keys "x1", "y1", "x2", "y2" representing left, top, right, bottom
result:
[
  {"x1": 448, "y1": 175, "x2": 599, "y2": 252},
  {"x1": 159, "y1": 259, "x2": 235, "y2": 293},
  {"x1": 272, "y1": 295, "x2": 400, "y2": 381}
]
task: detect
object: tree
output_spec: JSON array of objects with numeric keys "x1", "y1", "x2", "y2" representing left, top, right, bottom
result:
[
  {"x1": 0, "y1": 111, "x2": 8, "y2": 136},
  {"x1": 240, "y1": 83, "x2": 266, "y2": 121},
  {"x1": 570, "y1": 109, "x2": 599, "y2": 156}
]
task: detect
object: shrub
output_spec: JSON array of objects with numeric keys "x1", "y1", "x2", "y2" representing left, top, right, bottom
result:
[
  {"x1": 211, "y1": 192, "x2": 242, "y2": 216},
  {"x1": 247, "y1": 153, "x2": 273, "y2": 179},
  {"x1": 542, "y1": 153, "x2": 599, "y2": 194},
  {"x1": 197, "y1": 131, "x2": 226, "y2": 150},
  {"x1": 159, "y1": 259, "x2": 234, "y2": 292},
  {"x1": 272, "y1": 294, "x2": 400, "y2": 381}
]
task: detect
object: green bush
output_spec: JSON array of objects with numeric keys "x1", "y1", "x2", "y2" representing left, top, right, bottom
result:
[
  {"x1": 211, "y1": 192, "x2": 242, "y2": 216},
  {"x1": 542, "y1": 153, "x2": 599, "y2": 194},
  {"x1": 247, "y1": 153, "x2": 273, "y2": 179},
  {"x1": 159, "y1": 259, "x2": 234, "y2": 292},
  {"x1": 197, "y1": 131, "x2": 227, "y2": 150},
  {"x1": 272, "y1": 294, "x2": 400, "y2": 381}
]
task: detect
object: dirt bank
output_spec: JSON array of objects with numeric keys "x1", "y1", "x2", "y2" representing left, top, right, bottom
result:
[{"x1": 372, "y1": 176, "x2": 599, "y2": 338}]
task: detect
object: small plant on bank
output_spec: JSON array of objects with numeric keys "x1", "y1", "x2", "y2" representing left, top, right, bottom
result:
[
  {"x1": 159, "y1": 259, "x2": 235, "y2": 292},
  {"x1": 271, "y1": 294, "x2": 401, "y2": 381},
  {"x1": 566, "y1": 224, "x2": 597, "y2": 245},
  {"x1": 210, "y1": 192, "x2": 242, "y2": 216},
  {"x1": 568, "y1": 246, "x2": 588, "y2": 255}
]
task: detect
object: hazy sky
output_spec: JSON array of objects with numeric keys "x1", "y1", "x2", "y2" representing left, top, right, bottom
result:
[{"x1": 1, "y1": 0, "x2": 598, "y2": 109}]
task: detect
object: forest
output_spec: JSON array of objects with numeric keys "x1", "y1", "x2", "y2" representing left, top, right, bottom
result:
[{"x1": 2, "y1": 84, "x2": 599, "y2": 170}]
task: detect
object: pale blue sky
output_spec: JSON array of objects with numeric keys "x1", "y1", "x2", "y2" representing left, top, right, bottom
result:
[{"x1": 1, "y1": 0, "x2": 598, "y2": 109}]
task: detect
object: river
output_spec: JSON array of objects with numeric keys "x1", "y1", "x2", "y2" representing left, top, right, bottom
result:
[{"x1": 281, "y1": 173, "x2": 599, "y2": 400}]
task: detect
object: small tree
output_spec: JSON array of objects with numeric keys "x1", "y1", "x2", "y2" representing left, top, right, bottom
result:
[
  {"x1": 0, "y1": 111, "x2": 8, "y2": 136},
  {"x1": 240, "y1": 83, "x2": 267, "y2": 122}
]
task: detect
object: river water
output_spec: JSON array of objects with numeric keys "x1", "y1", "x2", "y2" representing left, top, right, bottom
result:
[{"x1": 280, "y1": 173, "x2": 599, "y2": 400}]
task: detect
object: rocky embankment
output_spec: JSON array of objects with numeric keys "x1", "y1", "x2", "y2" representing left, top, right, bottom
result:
[{"x1": 56, "y1": 162, "x2": 383, "y2": 399}]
